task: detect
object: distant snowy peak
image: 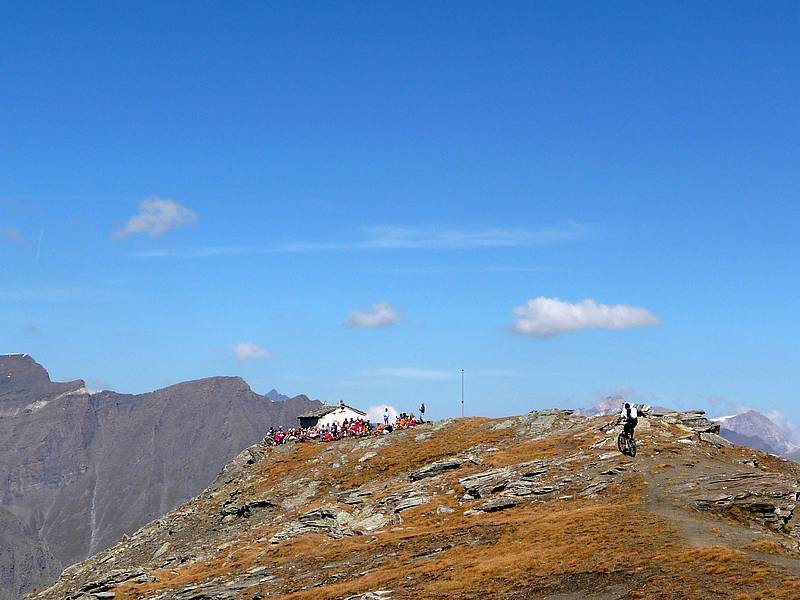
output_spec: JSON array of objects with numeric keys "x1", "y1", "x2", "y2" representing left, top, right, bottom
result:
[{"x1": 715, "y1": 410, "x2": 800, "y2": 456}]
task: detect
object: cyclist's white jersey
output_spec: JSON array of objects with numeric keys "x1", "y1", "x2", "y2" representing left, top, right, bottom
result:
[{"x1": 621, "y1": 407, "x2": 638, "y2": 419}]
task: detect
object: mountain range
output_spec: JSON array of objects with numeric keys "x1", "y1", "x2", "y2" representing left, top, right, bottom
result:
[
  {"x1": 716, "y1": 410, "x2": 800, "y2": 461},
  {"x1": 0, "y1": 354, "x2": 320, "y2": 600}
]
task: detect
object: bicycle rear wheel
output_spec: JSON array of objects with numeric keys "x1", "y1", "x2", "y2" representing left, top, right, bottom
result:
[{"x1": 629, "y1": 437, "x2": 637, "y2": 457}]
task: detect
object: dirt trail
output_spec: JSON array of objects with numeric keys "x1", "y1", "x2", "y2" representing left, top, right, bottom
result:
[{"x1": 631, "y1": 421, "x2": 800, "y2": 576}]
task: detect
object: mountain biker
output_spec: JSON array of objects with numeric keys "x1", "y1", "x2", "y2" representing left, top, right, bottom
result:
[{"x1": 620, "y1": 402, "x2": 638, "y2": 438}]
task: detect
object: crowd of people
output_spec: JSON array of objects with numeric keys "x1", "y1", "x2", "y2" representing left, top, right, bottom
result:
[{"x1": 264, "y1": 406, "x2": 424, "y2": 446}]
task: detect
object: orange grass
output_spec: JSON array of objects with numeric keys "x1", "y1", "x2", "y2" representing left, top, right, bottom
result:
[{"x1": 112, "y1": 418, "x2": 800, "y2": 600}]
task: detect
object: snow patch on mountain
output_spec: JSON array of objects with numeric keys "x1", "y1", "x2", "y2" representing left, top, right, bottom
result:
[{"x1": 715, "y1": 410, "x2": 800, "y2": 456}]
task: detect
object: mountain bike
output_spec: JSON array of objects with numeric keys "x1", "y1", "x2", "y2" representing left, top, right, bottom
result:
[{"x1": 617, "y1": 426, "x2": 637, "y2": 457}]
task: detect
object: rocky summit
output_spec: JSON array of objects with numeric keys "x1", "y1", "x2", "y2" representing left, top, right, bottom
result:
[
  {"x1": 0, "y1": 355, "x2": 321, "y2": 600},
  {"x1": 29, "y1": 409, "x2": 800, "y2": 599}
]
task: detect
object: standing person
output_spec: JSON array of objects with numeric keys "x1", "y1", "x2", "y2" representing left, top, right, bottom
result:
[
  {"x1": 419, "y1": 402, "x2": 426, "y2": 423},
  {"x1": 383, "y1": 407, "x2": 389, "y2": 426}
]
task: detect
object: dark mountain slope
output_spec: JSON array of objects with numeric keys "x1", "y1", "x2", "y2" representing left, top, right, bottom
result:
[
  {"x1": 0, "y1": 508, "x2": 59, "y2": 600},
  {"x1": 0, "y1": 355, "x2": 320, "y2": 599}
]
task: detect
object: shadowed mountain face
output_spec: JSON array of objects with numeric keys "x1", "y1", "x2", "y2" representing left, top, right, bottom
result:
[{"x1": 0, "y1": 355, "x2": 320, "y2": 600}]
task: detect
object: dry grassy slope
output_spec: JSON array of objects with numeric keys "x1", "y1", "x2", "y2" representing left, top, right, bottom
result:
[{"x1": 29, "y1": 411, "x2": 800, "y2": 600}]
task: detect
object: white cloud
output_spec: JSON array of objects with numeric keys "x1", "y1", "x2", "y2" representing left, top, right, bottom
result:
[
  {"x1": 513, "y1": 297, "x2": 659, "y2": 337},
  {"x1": 361, "y1": 367, "x2": 456, "y2": 381},
  {"x1": 764, "y1": 410, "x2": 800, "y2": 446},
  {"x1": 231, "y1": 342, "x2": 271, "y2": 361},
  {"x1": 344, "y1": 302, "x2": 401, "y2": 328},
  {"x1": 115, "y1": 198, "x2": 198, "y2": 239},
  {"x1": 366, "y1": 404, "x2": 401, "y2": 424}
]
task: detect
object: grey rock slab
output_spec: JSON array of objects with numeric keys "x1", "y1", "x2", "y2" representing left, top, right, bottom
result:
[
  {"x1": 394, "y1": 495, "x2": 430, "y2": 513},
  {"x1": 345, "y1": 591, "x2": 392, "y2": 600},
  {"x1": 351, "y1": 512, "x2": 389, "y2": 533},
  {"x1": 474, "y1": 496, "x2": 524, "y2": 513},
  {"x1": 269, "y1": 505, "x2": 358, "y2": 543},
  {"x1": 338, "y1": 489, "x2": 372, "y2": 504},
  {"x1": 699, "y1": 432, "x2": 734, "y2": 448},
  {"x1": 459, "y1": 467, "x2": 514, "y2": 499},
  {"x1": 505, "y1": 481, "x2": 559, "y2": 497},
  {"x1": 683, "y1": 471, "x2": 800, "y2": 531},
  {"x1": 657, "y1": 411, "x2": 720, "y2": 434},
  {"x1": 152, "y1": 542, "x2": 172, "y2": 559},
  {"x1": 409, "y1": 458, "x2": 464, "y2": 481}
]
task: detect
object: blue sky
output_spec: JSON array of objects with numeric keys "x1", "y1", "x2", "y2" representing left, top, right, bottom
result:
[{"x1": 2, "y1": 2, "x2": 799, "y2": 422}]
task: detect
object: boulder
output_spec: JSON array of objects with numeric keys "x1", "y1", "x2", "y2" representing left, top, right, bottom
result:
[
  {"x1": 269, "y1": 505, "x2": 388, "y2": 543},
  {"x1": 699, "y1": 432, "x2": 734, "y2": 448},
  {"x1": 459, "y1": 467, "x2": 514, "y2": 499},
  {"x1": 685, "y1": 472, "x2": 799, "y2": 531},
  {"x1": 409, "y1": 458, "x2": 464, "y2": 481}
]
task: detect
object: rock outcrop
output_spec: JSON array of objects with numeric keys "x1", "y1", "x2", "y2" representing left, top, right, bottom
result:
[{"x1": 28, "y1": 409, "x2": 800, "y2": 600}]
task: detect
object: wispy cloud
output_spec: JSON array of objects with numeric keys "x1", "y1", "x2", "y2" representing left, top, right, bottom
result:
[
  {"x1": 472, "y1": 368, "x2": 525, "y2": 377},
  {"x1": 362, "y1": 265, "x2": 549, "y2": 275},
  {"x1": 344, "y1": 302, "x2": 401, "y2": 328},
  {"x1": 339, "y1": 224, "x2": 588, "y2": 250},
  {"x1": 128, "y1": 223, "x2": 589, "y2": 257},
  {"x1": 231, "y1": 342, "x2": 271, "y2": 361},
  {"x1": 0, "y1": 288, "x2": 91, "y2": 302},
  {"x1": 0, "y1": 228, "x2": 26, "y2": 246},
  {"x1": 115, "y1": 198, "x2": 198, "y2": 239},
  {"x1": 513, "y1": 297, "x2": 659, "y2": 337},
  {"x1": 131, "y1": 246, "x2": 247, "y2": 258}
]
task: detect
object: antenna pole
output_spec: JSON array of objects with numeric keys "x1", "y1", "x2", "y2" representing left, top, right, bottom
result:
[{"x1": 461, "y1": 369, "x2": 464, "y2": 418}]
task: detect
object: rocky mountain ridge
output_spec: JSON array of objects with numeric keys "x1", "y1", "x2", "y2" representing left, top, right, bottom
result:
[
  {"x1": 716, "y1": 410, "x2": 800, "y2": 460},
  {"x1": 30, "y1": 408, "x2": 800, "y2": 599},
  {"x1": 0, "y1": 355, "x2": 321, "y2": 600}
]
